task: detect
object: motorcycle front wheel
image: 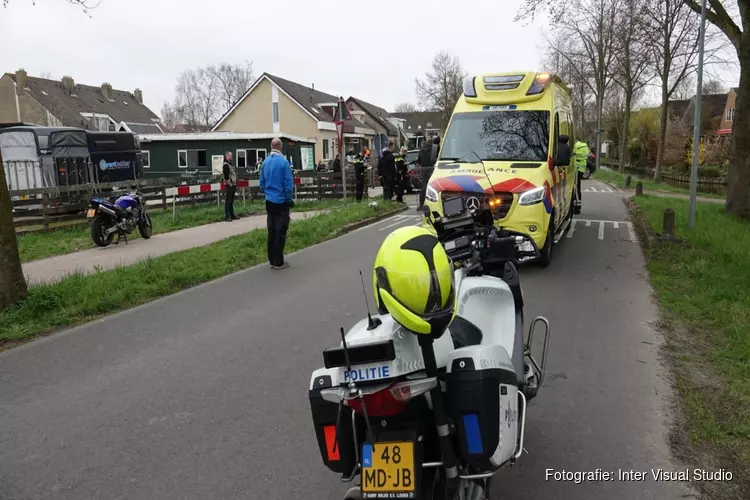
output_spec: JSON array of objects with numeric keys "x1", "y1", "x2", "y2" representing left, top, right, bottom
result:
[
  {"x1": 138, "y1": 213, "x2": 153, "y2": 239},
  {"x1": 91, "y1": 214, "x2": 115, "y2": 247}
]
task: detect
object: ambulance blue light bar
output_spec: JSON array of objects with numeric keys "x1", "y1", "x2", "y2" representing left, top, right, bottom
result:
[
  {"x1": 463, "y1": 76, "x2": 477, "y2": 98},
  {"x1": 526, "y1": 72, "x2": 554, "y2": 95},
  {"x1": 483, "y1": 75, "x2": 525, "y2": 91}
]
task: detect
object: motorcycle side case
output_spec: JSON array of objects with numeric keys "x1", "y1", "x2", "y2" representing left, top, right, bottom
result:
[
  {"x1": 445, "y1": 345, "x2": 519, "y2": 472},
  {"x1": 308, "y1": 368, "x2": 357, "y2": 476}
]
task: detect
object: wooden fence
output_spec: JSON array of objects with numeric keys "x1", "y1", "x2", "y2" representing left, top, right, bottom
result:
[
  {"x1": 602, "y1": 161, "x2": 727, "y2": 187},
  {"x1": 11, "y1": 169, "x2": 358, "y2": 233}
]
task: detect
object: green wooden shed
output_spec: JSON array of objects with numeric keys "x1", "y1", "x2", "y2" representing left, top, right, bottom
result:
[{"x1": 137, "y1": 132, "x2": 316, "y2": 179}]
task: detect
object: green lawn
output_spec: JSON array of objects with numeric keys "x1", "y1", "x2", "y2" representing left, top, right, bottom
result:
[
  {"x1": 1, "y1": 201, "x2": 402, "y2": 347},
  {"x1": 632, "y1": 196, "x2": 750, "y2": 493},
  {"x1": 594, "y1": 166, "x2": 726, "y2": 199},
  {"x1": 17, "y1": 199, "x2": 342, "y2": 262}
]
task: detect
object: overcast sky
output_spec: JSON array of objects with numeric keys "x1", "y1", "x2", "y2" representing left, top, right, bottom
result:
[
  {"x1": 1, "y1": 0, "x2": 739, "y2": 117},
  {"x1": 1, "y1": 0, "x2": 551, "y2": 116}
]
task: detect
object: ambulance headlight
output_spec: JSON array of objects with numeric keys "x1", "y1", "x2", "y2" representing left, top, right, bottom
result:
[
  {"x1": 518, "y1": 186, "x2": 546, "y2": 206},
  {"x1": 426, "y1": 185, "x2": 439, "y2": 203},
  {"x1": 463, "y1": 76, "x2": 477, "y2": 98}
]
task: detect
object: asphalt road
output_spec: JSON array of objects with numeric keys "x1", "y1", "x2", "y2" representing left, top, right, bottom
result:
[{"x1": 0, "y1": 181, "x2": 691, "y2": 500}]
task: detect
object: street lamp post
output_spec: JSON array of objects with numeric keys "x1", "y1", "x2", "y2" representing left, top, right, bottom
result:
[{"x1": 689, "y1": 0, "x2": 708, "y2": 229}]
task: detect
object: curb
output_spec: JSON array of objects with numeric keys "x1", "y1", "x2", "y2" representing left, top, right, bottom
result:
[{"x1": 339, "y1": 205, "x2": 411, "y2": 234}]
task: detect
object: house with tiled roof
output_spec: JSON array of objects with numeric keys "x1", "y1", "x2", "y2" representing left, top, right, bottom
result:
[
  {"x1": 390, "y1": 111, "x2": 446, "y2": 144},
  {"x1": 0, "y1": 69, "x2": 163, "y2": 134},
  {"x1": 346, "y1": 96, "x2": 400, "y2": 147},
  {"x1": 212, "y1": 73, "x2": 378, "y2": 163},
  {"x1": 666, "y1": 91, "x2": 736, "y2": 135}
]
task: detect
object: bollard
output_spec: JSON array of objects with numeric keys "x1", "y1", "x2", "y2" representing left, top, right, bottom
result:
[
  {"x1": 635, "y1": 181, "x2": 643, "y2": 196},
  {"x1": 663, "y1": 208, "x2": 676, "y2": 240},
  {"x1": 625, "y1": 174, "x2": 632, "y2": 187}
]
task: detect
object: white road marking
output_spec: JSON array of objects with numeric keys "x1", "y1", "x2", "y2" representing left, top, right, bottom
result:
[
  {"x1": 567, "y1": 219, "x2": 636, "y2": 243},
  {"x1": 567, "y1": 219, "x2": 577, "y2": 238},
  {"x1": 589, "y1": 186, "x2": 597, "y2": 192}
]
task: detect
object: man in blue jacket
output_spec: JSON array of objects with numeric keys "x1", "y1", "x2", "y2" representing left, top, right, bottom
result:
[{"x1": 260, "y1": 138, "x2": 294, "y2": 270}]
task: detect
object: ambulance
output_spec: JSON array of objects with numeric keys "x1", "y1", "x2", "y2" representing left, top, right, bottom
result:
[{"x1": 422, "y1": 71, "x2": 577, "y2": 266}]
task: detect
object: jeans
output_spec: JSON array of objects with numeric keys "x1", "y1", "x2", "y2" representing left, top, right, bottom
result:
[
  {"x1": 266, "y1": 200, "x2": 290, "y2": 267},
  {"x1": 576, "y1": 170, "x2": 583, "y2": 204},
  {"x1": 225, "y1": 185, "x2": 236, "y2": 219}
]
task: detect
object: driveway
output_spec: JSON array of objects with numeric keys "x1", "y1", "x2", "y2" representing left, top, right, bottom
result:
[{"x1": 0, "y1": 183, "x2": 690, "y2": 500}]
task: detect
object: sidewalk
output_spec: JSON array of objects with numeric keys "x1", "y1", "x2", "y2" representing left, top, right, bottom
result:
[{"x1": 22, "y1": 210, "x2": 325, "y2": 284}]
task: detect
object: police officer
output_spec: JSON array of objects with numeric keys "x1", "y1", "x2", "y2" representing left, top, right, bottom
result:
[
  {"x1": 378, "y1": 141, "x2": 396, "y2": 201},
  {"x1": 353, "y1": 148, "x2": 367, "y2": 202},
  {"x1": 394, "y1": 146, "x2": 409, "y2": 203},
  {"x1": 573, "y1": 140, "x2": 590, "y2": 212}
]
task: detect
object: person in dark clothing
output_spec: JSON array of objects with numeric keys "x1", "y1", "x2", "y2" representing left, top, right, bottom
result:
[
  {"x1": 222, "y1": 151, "x2": 239, "y2": 222},
  {"x1": 259, "y1": 138, "x2": 294, "y2": 270},
  {"x1": 394, "y1": 146, "x2": 409, "y2": 203},
  {"x1": 332, "y1": 154, "x2": 342, "y2": 172},
  {"x1": 417, "y1": 136, "x2": 440, "y2": 209},
  {"x1": 353, "y1": 149, "x2": 367, "y2": 202},
  {"x1": 378, "y1": 141, "x2": 397, "y2": 201}
]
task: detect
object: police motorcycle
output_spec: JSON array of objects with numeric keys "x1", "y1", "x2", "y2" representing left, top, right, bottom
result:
[{"x1": 308, "y1": 197, "x2": 550, "y2": 500}]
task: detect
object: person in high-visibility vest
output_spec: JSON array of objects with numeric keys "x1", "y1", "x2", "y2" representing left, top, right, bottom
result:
[{"x1": 573, "y1": 140, "x2": 590, "y2": 210}]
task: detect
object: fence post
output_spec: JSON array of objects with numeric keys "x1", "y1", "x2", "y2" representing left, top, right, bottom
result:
[
  {"x1": 635, "y1": 181, "x2": 643, "y2": 196},
  {"x1": 662, "y1": 208, "x2": 676, "y2": 240},
  {"x1": 42, "y1": 191, "x2": 50, "y2": 230},
  {"x1": 217, "y1": 187, "x2": 221, "y2": 207},
  {"x1": 172, "y1": 192, "x2": 176, "y2": 220},
  {"x1": 161, "y1": 188, "x2": 167, "y2": 210}
]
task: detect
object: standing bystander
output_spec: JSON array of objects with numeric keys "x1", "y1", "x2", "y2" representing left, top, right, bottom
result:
[
  {"x1": 222, "y1": 151, "x2": 239, "y2": 222},
  {"x1": 260, "y1": 138, "x2": 294, "y2": 270}
]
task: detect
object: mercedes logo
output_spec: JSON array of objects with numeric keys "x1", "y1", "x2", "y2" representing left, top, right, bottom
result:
[{"x1": 466, "y1": 197, "x2": 480, "y2": 211}]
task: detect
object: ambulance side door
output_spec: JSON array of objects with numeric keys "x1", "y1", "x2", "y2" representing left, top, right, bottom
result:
[{"x1": 558, "y1": 111, "x2": 573, "y2": 219}]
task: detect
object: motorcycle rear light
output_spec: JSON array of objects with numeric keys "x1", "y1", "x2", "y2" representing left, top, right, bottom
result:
[
  {"x1": 346, "y1": 378, "x2": 438, "y2": 417},
  {"x1": 323, "y1": 425, "x2": 340, "y2": 461}
]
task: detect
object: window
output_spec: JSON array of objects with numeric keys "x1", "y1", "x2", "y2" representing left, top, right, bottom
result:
[
  {"x1": 80, "y1": 112, "x2": 114, "y2": 131},
  {"x1": 323, "y1": 138, "x2": 330, "y2": 159},
  {"x1": 272, "y1": 102, "x2": 280, "y2": 123},
  {"x1": 177, "y1": 149, "x2": 207, "y2": 168},
  {"x1": 727, "y1": 107, "x2": 735, "y2": 121},
  {"x1": 237, "y1": 149, "x2": 247, "y2": 168},
  {"x1": 142, "y1": 150, "x2": 150, "y2": 168},
  {"x1": 439, "y1": 110, "x2": 550, "y2": 163}
]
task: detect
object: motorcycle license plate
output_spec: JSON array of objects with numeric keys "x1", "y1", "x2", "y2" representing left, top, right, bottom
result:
[
  {"x1": 361, "y1": 441, "x2": 416, "y2": 499},
  {"x1": 86, "y1": 209, "x2": 96, "y2": 218}
]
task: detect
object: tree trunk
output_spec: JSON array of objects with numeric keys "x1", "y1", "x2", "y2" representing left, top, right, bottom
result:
[
  {"x1": 619, "y1": 88, "x2": 633, "y2": 173},
  {"x1": 654, "y1": 83, "x2": 668, "y2": 183},
  {"x1": 726, "y1": 40, "x2": 750, "y2": 219},
  {"x1": 0, "y1": 150, "x2": 28, "y2": 311}
]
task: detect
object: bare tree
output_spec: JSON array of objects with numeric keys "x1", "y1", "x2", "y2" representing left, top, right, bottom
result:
[
  {"x1": 3, "y1": 0, "x2": 102, "y2": 16},
  {"x1": 703, "y1": 77, "x2": 727, "y2": 94},
  {"x1": 612, "y1": 0, "x2": 654, "y2": 171},
  {"x1": 682, "y1": 0, "x2": 750, "y2": 219},
  {"x1": 159, "y1": 101, "x2": 181, "y2": 132},
  {"x1": 415, "y1": 51, "x2": 467, "y2": 126},
  {"x1": 0, "y1": 151, "x2": 28, "y2": 311},
  {"x1": 394, "y1": 102, "x2": 418, "y2": 113},
  {"x1": 643, "y1": 0, "x2": 705, "y2": 182},
  {"x1": 545, "y1": 0, "x2": 619, "y2": 170},
  {"x1": 544, "y1": 33, "x2": 596, "y2": 138},
  {"x1": 168, "y1": 62, "x2": 254, "y2": 130},
  {"x1": 212, "y1": 62, "x2": 254, "y2": 113}
]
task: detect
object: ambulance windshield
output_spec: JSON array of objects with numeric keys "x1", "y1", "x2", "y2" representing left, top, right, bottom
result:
[{"x1": 440, "y1": 111, "x2": 550, "y2": 163}]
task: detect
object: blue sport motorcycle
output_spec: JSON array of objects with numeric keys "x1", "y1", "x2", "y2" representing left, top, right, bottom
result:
[{"x1": 86, "y1": 191, "x2": 152, "y2": 247}]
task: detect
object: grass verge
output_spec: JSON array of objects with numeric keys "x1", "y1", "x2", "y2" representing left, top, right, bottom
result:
[
  {"x1": 17, "y1": 199, "x2": 342, "y2": 262},
  {"x1": 1, "y1": 201, "x2": 403, "y2": 348},
  {"x1": 629, "y1": 195, "x2": 750, "y2": 499},
  {"x1": 594, "y1": 167, "x2": 726, "y2": 199}
]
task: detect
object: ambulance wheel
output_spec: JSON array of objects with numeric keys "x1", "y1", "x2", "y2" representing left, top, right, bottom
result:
[{"x1": 538, "y1": 215, "x2": 554, "y2": 268}]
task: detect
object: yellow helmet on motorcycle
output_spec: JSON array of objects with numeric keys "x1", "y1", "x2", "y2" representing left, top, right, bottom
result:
[{"x1": 373, "y1": 226, "x2": 456, "y2": 338}]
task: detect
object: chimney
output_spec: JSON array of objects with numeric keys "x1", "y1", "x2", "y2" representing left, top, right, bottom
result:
[
  {"x1": 15, "y1": 69, "x2": 28, "y2": 94},
  {"x1": 133, "y1": 88, "x2": 143, "y2": 104},
  {"x1": 62, "y1": 76, "x2": 75, "y2": 95},
  {"x1": 101, "y1": 82, "x2": 113, "y2": 100},
  {"x1": 312, "y1": 83, "x2": 314, "y2": 90}
]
